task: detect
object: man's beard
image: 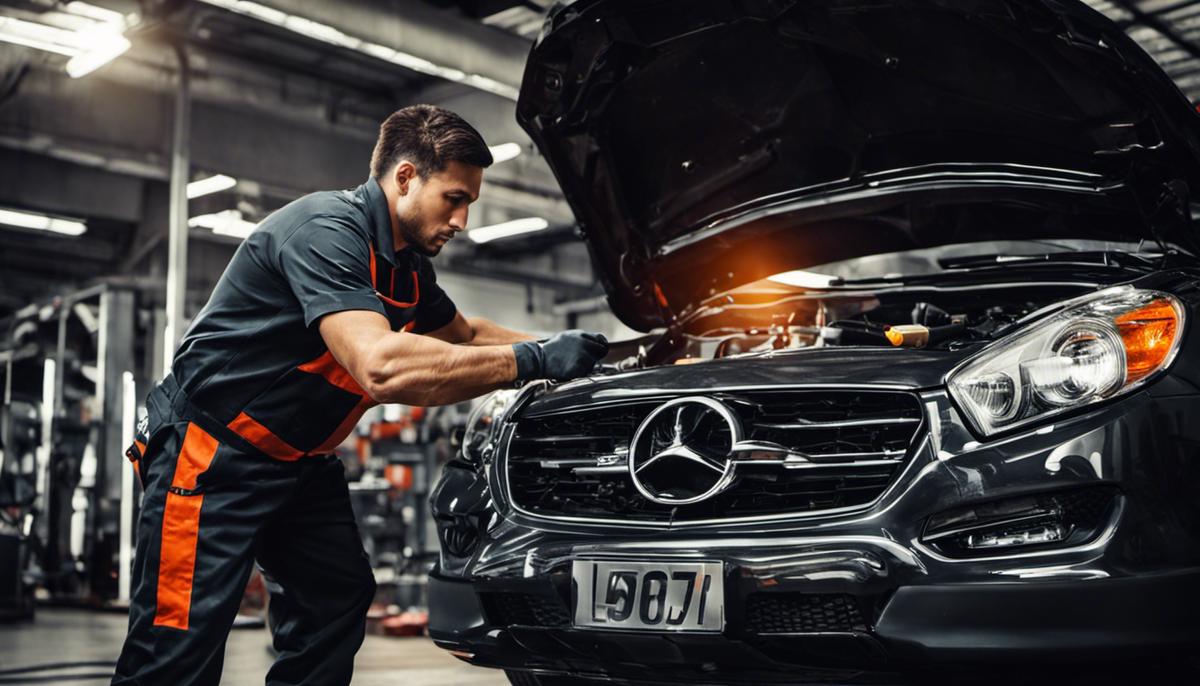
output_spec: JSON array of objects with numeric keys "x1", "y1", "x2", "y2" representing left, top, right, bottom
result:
[{"x1": 397, "y1": 212, "x2": 440, "y2": 257}]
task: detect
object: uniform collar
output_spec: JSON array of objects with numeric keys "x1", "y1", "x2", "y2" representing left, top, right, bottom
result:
[{"x1": 362, "y1": 176, "x2": 400, "y2": 266}]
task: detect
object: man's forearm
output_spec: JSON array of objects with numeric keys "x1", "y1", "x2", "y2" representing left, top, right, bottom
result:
[
  {"x1": 362, "y1": 330, "x2": 517, "y2": 406},
  {"x1": 464, "y1": 316, "x2": 536, "y2": 345}
]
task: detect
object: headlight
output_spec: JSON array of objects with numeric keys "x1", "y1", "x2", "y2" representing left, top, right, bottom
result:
[
  {"x1": 948, "y1": 286, "x2": 1184, "y2": 436},
  {"x1": 461, "y1": 389, "x2": 520, "y2": 464}
]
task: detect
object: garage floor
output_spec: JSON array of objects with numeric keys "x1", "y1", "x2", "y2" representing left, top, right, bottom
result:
[
  {"x1": 5, "y1": 609, "x2": 1197, "y2": 685},
  {"x1": 0, "y1": 608, "x2": 507, "y2": 685}
]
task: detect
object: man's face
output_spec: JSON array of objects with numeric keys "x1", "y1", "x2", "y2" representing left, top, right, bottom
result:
[{"x1": 394, "y1": 160, "x2": 483, "y2": 257}]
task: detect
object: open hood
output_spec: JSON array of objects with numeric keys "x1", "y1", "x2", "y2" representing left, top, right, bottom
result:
[{"x1": 516, "y1": 0, "x2": 1200, "y2": 330}]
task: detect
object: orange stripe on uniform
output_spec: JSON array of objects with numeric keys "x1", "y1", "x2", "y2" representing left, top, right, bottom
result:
[
  {"x1": 376, "y1": 271, "x2": 420, "y2": 309},
  {"x1": 312, "y1": 396, "x2": 376, "y2": 454},
  {"x1": 154, "y1": 423, "x2": 219, "y2": 630},
  {"x1": 298, "y1": 351, "x2": 366, "y2": 395},
  {"x1": 227, "y1": 412, "x2": 304, "y2": 461},
  {"x1": 298, "y1": 351, "x2": 378, "y2": 452}
]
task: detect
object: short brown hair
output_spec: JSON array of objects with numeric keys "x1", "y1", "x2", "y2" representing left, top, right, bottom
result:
[{"x1": 370, "y1": 104, "x2": 493, "y2": 179}]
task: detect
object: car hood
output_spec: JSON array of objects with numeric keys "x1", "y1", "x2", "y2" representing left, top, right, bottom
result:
[
  {"x1": 524, "y1": 346, "x2": 964, "y2": 416},
  {"x1": 516, "y1": 0, "x2": 1200, "y2": 330}
]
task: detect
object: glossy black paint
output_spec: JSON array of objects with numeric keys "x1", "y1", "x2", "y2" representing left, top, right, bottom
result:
[{"x1": 428, "y1": 270, "x2": 1200, "y2": 682}]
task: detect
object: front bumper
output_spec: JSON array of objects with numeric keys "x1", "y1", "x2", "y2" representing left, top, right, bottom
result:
[
  {"x1": 429, "y1": 388, "x2": 1200, "y2": 681},
  {"x1": 429, "y1": 568, "x2": 1200, "y2": 683}
]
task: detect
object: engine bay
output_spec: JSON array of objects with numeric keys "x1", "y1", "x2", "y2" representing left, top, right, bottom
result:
[{"x1": 604, "y1": 282, "x2": 1094, "y2": 370}]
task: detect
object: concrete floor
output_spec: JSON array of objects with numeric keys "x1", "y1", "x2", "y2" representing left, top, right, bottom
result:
[
  {"x1": 0, "y1": 608, "x2": 507, "y2": 685},
  {"x1": 5, "y1": 609, "x2": 1196, "y2": 685}
]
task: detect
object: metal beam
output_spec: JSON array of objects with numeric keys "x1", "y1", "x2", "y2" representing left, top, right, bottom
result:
[
  {"x1": 196, "y1": 0, "x2": 531, "y2": 99},
  {"x1": 164, "y1": 45, "x2": 190, "y2": 375}
]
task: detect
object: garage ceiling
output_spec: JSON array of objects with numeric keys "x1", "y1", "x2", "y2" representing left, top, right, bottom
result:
[
  {"x1": 1086, "y1": 0, "x2": 1200, "y2": 103},
  {"x1": 0, "y1": 0, "x2": 590, "y2": 320}
]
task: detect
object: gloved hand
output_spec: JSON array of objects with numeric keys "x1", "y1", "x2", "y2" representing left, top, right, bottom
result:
[{"x1": 513, "y1": 330, "x2": 609, "y2": 381}]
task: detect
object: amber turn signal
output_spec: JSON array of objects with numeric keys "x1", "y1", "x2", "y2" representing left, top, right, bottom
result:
[{"x1": 1114, "y1": 298, "x2": 1181, "y2": 385}]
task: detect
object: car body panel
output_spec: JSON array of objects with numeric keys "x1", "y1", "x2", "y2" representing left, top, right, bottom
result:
[{"x1": 517, "y1": 0, "x2": 1200, "y2": 329}]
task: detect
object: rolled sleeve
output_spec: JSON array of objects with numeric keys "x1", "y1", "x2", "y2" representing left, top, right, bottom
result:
[{"x1": 275, "y1": 216, "x2": 385, "y2": 327}]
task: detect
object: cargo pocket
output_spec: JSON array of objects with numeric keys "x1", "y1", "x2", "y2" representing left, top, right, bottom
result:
[{"x1": 154, "y1": 422, "x2": 220, "y2": 631}]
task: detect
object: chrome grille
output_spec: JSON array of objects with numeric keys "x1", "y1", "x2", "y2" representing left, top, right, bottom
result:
[{"x1": 504, "y1": 389, "x2": 923, "y2": 523}]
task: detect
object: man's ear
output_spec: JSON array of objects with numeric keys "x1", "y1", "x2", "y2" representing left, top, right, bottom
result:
[{"x1": 393, "y1": 160, "x2": 418, "y2": 195}]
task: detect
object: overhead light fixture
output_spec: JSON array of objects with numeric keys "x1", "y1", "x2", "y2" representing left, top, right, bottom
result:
[
  {"x1": 0, "y1": 207, "x2": 87, "y2": 236},
  {"x1": 0, "y1": 16, "x2": 82, "y2": 55},
  {"x1": 187, "y1": 173, "x2": 238, "y2": 199},
  {"x1": 197, "y1": 0, "x2": 519, "y2": 100},
  {"x1": 467, "y1": 217, "x2": 548, "y2": 244},
  {"x1": 488, "y1": 142, "x2": 522, "y2": 164},
  {"x1": 65, "y1": 27, "x2": 131, "y2": 78},
  {"x1": 767, "y1": 270, "x2": 838, "y2": 289},
  {"x1": 0, "y1": 6, "x2": 132, "y2": 78},
  {"x1": 189, "y1": 209, "x2": 258, "y2": 238}
]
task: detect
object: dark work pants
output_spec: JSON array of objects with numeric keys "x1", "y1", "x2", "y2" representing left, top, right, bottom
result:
[{"x1": 112, "y1": 404, "x2": 376, "y2": 686}]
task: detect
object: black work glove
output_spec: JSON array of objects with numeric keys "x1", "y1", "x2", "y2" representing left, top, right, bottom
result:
[{"x1": 513, "y1": 330, "x2": 609, "y2": 381}]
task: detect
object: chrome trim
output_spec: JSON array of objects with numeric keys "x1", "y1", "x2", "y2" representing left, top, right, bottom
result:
[
  {"x1": 734, "y1": 458, "x2": 901, "y2": 470},
  {"x1": 758, "y1": 417, "x2": 920, "y2": 429},
  {"x1": 516, "y1": 434, "x2": 615, "y2": 444},
  {"x1": 523, "y1": 382, "x2": 919, "y2": 418},
  {"x1": 571, "y1": 465, "x2": 630, "y2": 475},
  {"x1": 729, "y1": 440, "x2": 905, "y2": 464}
]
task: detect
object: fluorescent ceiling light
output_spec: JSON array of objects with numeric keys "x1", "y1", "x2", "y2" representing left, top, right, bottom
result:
[
  {"x1": 489, "y1": 142, "x2": 522, "y2": 164},
  {"x1": 0, "y1": 17, "x2": 83, "y2": 56},
  {"x1": 0, "y1": 10, "x2": 131, "y2": 78},
  {"x1": 189, "y1": 209, "x2": 258, "y2": 238},
  {"x1": 65, "y1": 28, "x2": 131, "y2": 78},
  {"x1": 767, "y1": 270, "x2": 837, "y2": 289},
  {"x1": 0, "y1": 207, "x2": 87, "y2": 236},
  {"x1": 197, "y1": 0, "x2": 520, "y2": 100},
  {"x1": 187, "y1": 173, "x2": 238, "y2": 199},
  {"x1": 468, "y1": 217, "x2": 548, "y2": 244}
]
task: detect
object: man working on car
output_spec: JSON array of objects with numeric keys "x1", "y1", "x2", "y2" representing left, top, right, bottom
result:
[{"x1": 112, "y1": 104, "x2": 608, "y2": 686}]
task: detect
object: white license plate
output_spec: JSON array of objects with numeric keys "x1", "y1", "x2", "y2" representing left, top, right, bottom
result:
[{"x1": 571, "y1": 560, "x2": 724, "y2": 632}]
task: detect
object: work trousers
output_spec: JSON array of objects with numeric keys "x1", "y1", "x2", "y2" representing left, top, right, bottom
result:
[{"x1": 112, "y1": 382, "x2": 376, "y2": 686}]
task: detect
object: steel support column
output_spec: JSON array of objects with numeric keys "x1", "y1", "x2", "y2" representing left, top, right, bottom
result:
[{"x1": 163, "y1": 45, "x2": 191, "y2": 376}]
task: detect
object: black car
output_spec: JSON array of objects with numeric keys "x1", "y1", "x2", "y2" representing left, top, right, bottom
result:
[{"x1": 429, "y1": 0, "x2": 1200, "y2": 683}]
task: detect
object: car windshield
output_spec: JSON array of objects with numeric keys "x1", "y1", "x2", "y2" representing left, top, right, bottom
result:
[{"x1": 766, "y1": 239, "x2": 1165, "y2": 288}]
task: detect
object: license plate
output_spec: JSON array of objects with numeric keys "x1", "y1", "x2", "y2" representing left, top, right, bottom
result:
[{"x1": 571, "y1": 560, "x2": 724, "y2": 632}]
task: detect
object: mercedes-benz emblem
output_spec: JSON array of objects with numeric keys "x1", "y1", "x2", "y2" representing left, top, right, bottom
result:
[{"x1": 628, "y1": 396, "x2": 743, "y2": 505}]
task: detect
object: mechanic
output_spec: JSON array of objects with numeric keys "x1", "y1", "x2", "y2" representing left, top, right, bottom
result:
[{"x1": 112, "y1": 104, "x2": 608, "y2": 686}]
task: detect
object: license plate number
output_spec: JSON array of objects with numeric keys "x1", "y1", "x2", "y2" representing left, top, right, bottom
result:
[{"x1": 571, "y1": 560, "x2": 724, "y2": 632}]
